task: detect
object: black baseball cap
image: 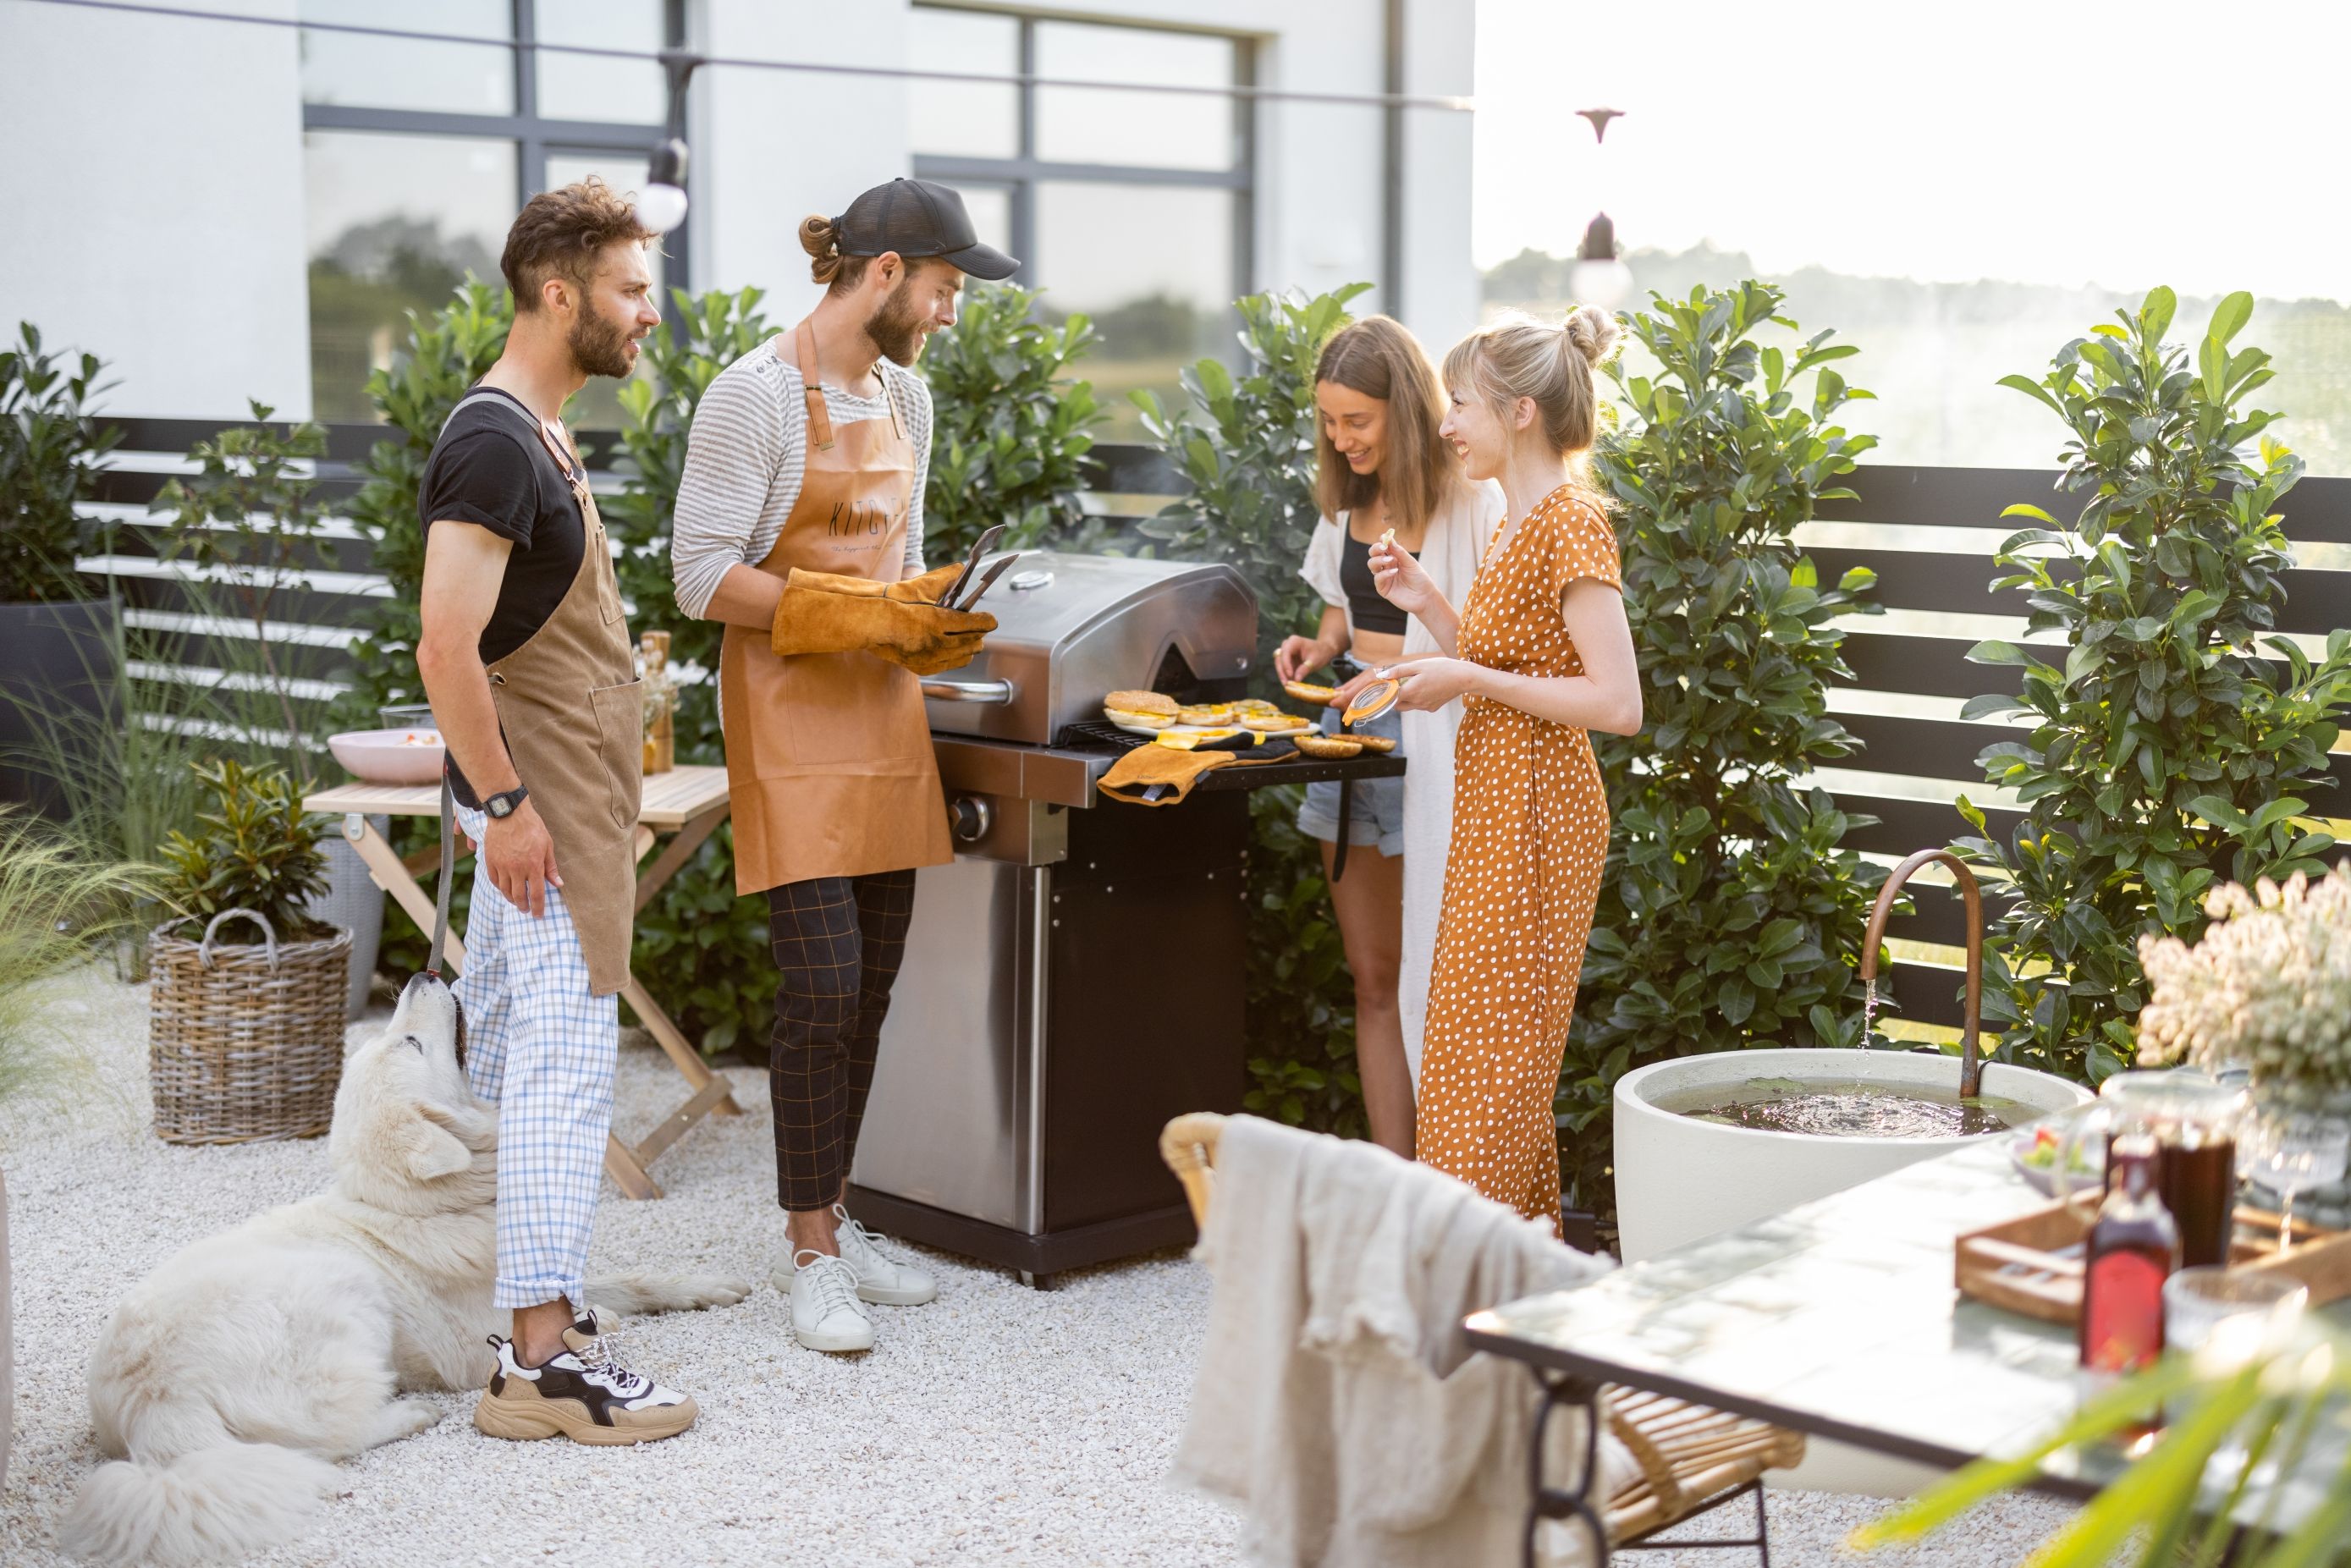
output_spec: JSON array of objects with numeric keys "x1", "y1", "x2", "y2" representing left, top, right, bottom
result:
[{"x1": 834, "y1": 178, "x2": 1020, "y2": 281}]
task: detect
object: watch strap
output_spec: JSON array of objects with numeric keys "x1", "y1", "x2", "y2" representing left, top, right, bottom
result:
[{"x1": 484, "y1": 783, "x2": 529, "y2": 818}]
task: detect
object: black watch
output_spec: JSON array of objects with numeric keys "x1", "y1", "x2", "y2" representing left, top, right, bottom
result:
[{"x1": 483, "y1": 784, "x2": 530, "y2": 820}]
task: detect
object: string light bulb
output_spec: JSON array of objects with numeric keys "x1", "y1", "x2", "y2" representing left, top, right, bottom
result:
[
  {"x1": 1569, "y1": 107, "x2": 1632, "y2": 310},
  {"x1": 638, "y1": 50, "x2": 702, "y2": 236}
]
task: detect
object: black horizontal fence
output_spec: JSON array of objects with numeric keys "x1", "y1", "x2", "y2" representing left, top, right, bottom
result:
[{"x1": 80, "y1": 425, "x2": 2351, "y2": 1037}]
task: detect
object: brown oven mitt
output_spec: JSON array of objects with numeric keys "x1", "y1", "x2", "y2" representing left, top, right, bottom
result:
[
  {"x1": 1097, "y1": 745, "x2": 1242, "y2": 806},
  {"x1": 770, "y1": 566, "x2": 996, "y2": 674}
]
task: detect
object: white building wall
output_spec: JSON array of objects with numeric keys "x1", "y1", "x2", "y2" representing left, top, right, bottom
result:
[
  {"x1": 0, "y1": 0, "x2": 311, "y2": 419},
  {"x1": 0, "y1": 0, "x2": 1476, "y2": 420}
]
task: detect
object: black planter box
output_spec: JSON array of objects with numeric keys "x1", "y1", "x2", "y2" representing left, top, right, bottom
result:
[{"x1": 0, "y1": 597, "x2": 119, "y2": 821}]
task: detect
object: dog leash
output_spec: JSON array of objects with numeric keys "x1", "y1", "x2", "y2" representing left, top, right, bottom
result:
[{"x1": 426, "y1": 769, "x2": 455, "y2": 978}]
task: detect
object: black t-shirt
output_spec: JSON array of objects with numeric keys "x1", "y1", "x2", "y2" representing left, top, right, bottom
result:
[{"x1": 417, "y1": 386, "x2": 586, "y2": 665}]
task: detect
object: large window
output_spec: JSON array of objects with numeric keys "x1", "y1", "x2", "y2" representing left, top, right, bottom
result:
[
  {"x1": 909, "y1": 6, "x2": 1253, "y2": 437},
  {"x1": 299, "y1": 0, "x2": 684, "y2": 423}
]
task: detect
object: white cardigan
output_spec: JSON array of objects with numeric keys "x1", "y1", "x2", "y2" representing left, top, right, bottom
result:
[{"x1": 1298, "y1": 481, "x2": 1505, "y2": 1081}]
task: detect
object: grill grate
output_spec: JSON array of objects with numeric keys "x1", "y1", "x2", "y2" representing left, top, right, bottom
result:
[{"x1": 1057, "y1": 718, "x2": 1152, "y2": 753}]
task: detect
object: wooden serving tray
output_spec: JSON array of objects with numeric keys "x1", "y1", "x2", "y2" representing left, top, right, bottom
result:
[{"x1": 1955, "y1": 1202, "x2": 2351, "y2": 1325}]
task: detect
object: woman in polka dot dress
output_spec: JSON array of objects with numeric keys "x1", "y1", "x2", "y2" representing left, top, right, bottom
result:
[{"x1": 1368, "y1": 305, "x2": 1643, "y2": 1230}]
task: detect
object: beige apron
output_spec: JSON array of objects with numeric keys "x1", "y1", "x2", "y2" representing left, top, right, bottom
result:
[
  {"x1": 719, "y1": 322, "x2": 952, "y2": 895},
  {"x1": 442, "y1": 390, "x2": 644, "y2": 996}
]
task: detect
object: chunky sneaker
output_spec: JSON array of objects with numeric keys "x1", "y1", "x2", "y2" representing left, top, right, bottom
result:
[
  {"x1": 789, "y1": 1249, "x2": 876, "y2": 1353},
  {"x1": 473, "y1": 1310, "x2": 698, "y2": 1445},
  {"x1": 772, "y1": 1206, "x2": 939, "y2": 1307}
]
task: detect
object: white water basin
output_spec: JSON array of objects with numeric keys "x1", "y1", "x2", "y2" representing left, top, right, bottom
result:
[{"x1": 1613, "y1": 1048, "x2": 2089, "y2": 1265}]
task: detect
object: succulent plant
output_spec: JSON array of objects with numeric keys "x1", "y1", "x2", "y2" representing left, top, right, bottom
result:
[
  {"x1": 2136, "y1": 861, "x2": 2351, "y2": 1092},
  {"x1": 156, "y1": 759, "x2": 332, "y2": 944}
]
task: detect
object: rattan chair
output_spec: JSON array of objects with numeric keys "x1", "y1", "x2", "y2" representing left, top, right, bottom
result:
[{"x1": 1159, "y1": 1113, "x2": 1804, "y2": 1562}]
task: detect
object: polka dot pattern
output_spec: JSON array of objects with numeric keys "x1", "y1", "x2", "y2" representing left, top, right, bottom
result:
[{"x1": 1418, "y1": 485, "x2": 1621, "y2": 1230}]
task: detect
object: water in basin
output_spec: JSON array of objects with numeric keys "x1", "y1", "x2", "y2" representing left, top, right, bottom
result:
[{"x1": 1650, "y1": 1076, "x2": 2039, "y2": 1138}]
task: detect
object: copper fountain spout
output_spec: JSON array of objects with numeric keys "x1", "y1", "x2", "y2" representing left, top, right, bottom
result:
[{"x1": 1858, "y1": 849, "x2": 1984, "y2": 1100}]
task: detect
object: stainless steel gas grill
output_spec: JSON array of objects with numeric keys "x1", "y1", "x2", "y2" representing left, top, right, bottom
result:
[{"x1": 847, "y1": 551, "x2": 1405, "y2": 1285}]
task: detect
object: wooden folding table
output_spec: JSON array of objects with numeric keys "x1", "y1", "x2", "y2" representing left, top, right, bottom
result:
[{"x1": 303, "y1": 765, "x2": 741, "y2": 1198}]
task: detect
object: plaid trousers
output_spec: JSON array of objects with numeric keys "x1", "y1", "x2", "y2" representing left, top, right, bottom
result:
[
  {"x1": 454, "y1": 803, "x2": 618, "y2": 1313},
  {"x1": 765, "y1": 869, "x2": 917, "y2": 1213}
]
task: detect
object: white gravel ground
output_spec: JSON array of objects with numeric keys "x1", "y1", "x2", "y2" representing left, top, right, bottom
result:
[{"x1": 0, "y1": 967, "x2": 2078, "y2": 1566}]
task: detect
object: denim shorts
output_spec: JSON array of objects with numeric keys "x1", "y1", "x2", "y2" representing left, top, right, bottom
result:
[{"x1": 1296, "y1": 700, "x2": 1406, "y2": 856}]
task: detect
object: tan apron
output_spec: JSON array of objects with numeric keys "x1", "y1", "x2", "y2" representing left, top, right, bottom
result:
[
  {"x1": 719, "y1": 322, "x2": 952, "y2": 895},
  {"x1": 442, "y1": 390, "x2": 644, "y2": 996}
]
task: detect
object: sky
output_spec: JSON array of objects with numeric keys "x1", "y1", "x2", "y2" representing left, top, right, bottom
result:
[{"x1": 1469, "y1": 0, "x2": 2351, "y2": 303}]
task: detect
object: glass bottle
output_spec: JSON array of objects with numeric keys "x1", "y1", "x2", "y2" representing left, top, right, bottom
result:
[
  {"x1": 640, "y1": 630, "x2": 675, "y2": 774},
  {"x1": 2078, "y1": 1133, "x2": 2179, "y2": 1375}
]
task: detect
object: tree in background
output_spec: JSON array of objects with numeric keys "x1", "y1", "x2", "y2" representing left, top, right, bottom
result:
[
  {"x1": 1956, "y1": 288, "x2": 2351, "y2": 1083},
  {"x1": 919, "y1": 283, "x2": 1104, "y2": 564},
  {"x1": 0, "y1": 322, "x2": 118, "y2": 605},
  {"x1": 1566, "y1": 280, "x2": 1886, "y2": 1213},
  {"x1": 1133, "y1": 283, "x2": 1375, "y2": 1134}
]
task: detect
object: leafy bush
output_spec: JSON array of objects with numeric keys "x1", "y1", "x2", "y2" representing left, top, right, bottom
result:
[
  {"x1": 157, "y1": 759, "x2": 331, "y2": 941},
  {"x1": 0, "y1": 321, "x2": 118, "y2": 604},
  {"x1": 154, "y1": 402, "x2": 332, "y2": 753},
  {"x1": 919, "y1": 283, "x2": 1104, "y2": 564},
  {"x1": 607, "y1": 286, "x2": 776, "y2": 1057},
  {"x1": 1566, "y1": 280, "x2": 1886, "y2": 1213},
  {"x1": 339, "y1": 279, "x2": 511, "y2": 731},
  {"x1": 608, "y1": 285, "x2": 773, "y2": 762},
  {"x1": 1955, "y1": 287, "x2": 2351, "y2": 1084},
  {"x1": 1133, "y1": 283, "x2": 1373, "y2": 1131},
  {"x1": 1135, "y1": 284, "x2": 1373, "y2": 681}
]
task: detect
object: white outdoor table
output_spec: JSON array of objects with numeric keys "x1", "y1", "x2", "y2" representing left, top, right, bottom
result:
[{"x1": 303, "y1": 764, "x2": 741, "y2": 1199}]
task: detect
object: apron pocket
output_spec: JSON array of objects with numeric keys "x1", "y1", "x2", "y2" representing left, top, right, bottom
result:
[{"x1": 589, "y1": 677, "x2": 646, "y2": 829}]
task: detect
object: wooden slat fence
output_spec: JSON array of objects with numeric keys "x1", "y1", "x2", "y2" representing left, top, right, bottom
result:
[{"x1": 79, "y1": 422, "x2": 2351, "y2": 1037}]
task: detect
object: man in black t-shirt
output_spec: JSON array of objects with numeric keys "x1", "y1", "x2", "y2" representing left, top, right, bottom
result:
[{"x1": 414, "y1": 179, "x2": 703, "y2": 1445}]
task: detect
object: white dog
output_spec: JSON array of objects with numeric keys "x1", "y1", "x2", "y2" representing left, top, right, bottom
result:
[{"x1": 63, "y1": 972, "x2": 750, "y2": 1565}]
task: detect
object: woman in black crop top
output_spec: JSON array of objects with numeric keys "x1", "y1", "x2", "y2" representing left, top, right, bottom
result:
[{"x1": 1269, "y1": 316, "x2": 1477, "y2": 1160}]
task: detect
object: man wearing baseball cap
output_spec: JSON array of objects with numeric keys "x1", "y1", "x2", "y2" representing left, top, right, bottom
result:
[{"x1": 669, "y1": 179, "x2": 1017, "y2": 1354}]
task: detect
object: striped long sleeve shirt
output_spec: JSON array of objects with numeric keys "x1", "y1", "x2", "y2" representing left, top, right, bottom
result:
[{"x1": 669, "y1": 336, "x2": 930, "y2": 619}]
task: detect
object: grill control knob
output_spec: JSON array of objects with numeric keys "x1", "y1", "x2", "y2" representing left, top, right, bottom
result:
[{"x1": 950, "y1": 795, "x2": 993, "y2": 843}]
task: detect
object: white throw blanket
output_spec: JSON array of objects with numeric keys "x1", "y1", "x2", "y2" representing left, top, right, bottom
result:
[{"x1": 1170, "y1": 1116, "x2": 1621, "y2": 1568}]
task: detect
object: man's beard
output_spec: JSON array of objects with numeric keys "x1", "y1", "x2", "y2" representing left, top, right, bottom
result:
[
  {"x1": 568, "y1": 303, "x2": 637, "y2": 379},
  {"x1": 863, "y1": 276, "x2": 928, "y2": 367}
]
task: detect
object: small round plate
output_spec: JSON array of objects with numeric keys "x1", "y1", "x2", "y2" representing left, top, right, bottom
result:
[
  {"x1": 2008, "y1": 1124, "x2": 2103, "y2": 1198},
  {"x1": 1109, "y1": 718, "x2": 1247, "y2": 738}
]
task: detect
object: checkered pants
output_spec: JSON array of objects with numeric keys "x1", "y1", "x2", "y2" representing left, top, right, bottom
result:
[
  {"x1": 454, "y1": 803, "x2": 617, "y2": 1314},
  {"x1": 766, "y1": 869, "x2": 917, "y2": 1213}
]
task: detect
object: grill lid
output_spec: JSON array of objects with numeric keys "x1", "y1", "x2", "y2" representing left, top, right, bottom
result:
[{"x1": 918, "y1": 551, "x2": 1256, "y2": 745}]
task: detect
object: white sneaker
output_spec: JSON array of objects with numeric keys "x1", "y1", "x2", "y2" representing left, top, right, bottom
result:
[
  {"x1": 772, "y1": 1207, "x2": 939, "y2": 1307},
  {"x1": 789, "y1": 1249, "x2": 874, "y2": 1353}
]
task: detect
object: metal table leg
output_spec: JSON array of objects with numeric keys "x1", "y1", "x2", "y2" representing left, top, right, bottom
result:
[
  {"x1": 1330, "y1": 775, "x2": 1355, "y2": 883},
  {"x1": 1525, "y1": 1367, "x2": 1610, "y2": 1567}
]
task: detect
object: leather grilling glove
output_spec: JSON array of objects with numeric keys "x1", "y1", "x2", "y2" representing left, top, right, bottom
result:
[{"x1": 770, "y1": 567, "x2": 996, "y2": 675}]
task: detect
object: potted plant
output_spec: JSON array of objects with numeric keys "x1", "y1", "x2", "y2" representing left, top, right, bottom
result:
[
  {"x1": 0, "y1": 809, "x2": 151, "y2": 1491},
  {"x1": 147, "y1": 759, "x2": 350, "y2": 1144},
  {"x1": 0, "y1": 322, "x2": 122, "y2": 819}
]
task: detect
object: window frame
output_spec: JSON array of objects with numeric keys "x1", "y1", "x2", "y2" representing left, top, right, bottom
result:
[
  {"x1": 298, "y1": 0, "x2": 691, "y2": 284},
  {"x1": 906, "y1": 3, "x2": 1257, "y2": 303}
]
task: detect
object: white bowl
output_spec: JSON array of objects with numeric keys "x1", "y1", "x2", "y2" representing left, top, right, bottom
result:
[{"x1": 328, "y1": 728, "x2": 446, "y2": 785}]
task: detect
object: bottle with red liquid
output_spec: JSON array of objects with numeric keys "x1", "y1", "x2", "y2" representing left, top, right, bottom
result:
[{"x1": 2079, "y1": 1134, "x2": 2179, "y2": 1375}]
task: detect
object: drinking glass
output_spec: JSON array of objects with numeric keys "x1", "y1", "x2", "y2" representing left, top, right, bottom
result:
[
  {"x1": 2240, "y1": 1109, "x2": 2351, "y2": 1251},
  {"x1": 2161, "y1": 1266, "x2": 2308, "y2": 1359}
]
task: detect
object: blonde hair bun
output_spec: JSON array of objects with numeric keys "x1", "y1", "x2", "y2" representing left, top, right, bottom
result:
[{"x1": 1563, "y1": 305, "x2": 1620, "y2": 368}]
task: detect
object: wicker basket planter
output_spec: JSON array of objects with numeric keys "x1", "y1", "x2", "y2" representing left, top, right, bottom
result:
[{"x1": 148, "y1": 910, "x2": 351, "y2": 1144}]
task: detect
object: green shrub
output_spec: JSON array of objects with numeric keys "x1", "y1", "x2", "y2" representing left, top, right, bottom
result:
[
  {"x1": 1566, "y1": 280, "x2": 1886, "y2": 1213},
  {"x1": 0, "y1": 810, "x2": 152, "y2": 1119},
  {"x1": 1956, "y1": 287, "x2": 2351, "y2": 1083},
  {"x1": 919, "y1": 283, "x2": 1104, "y2": 564},
  {"x1": 1134, "y1": 283, "x2": 1373, "y2": 1131},
  {"x1": 157, "y1": 759, "x2": 331, "y2": 941},
  {"x1": 0, "y1": 322, "x2": 118, "y2": 604},
  {"x1": 608, "y1": 285, "x2": 773, "y2": 762},
  {"x1": 339, "y1": 279, "x2": 511, "y2": 732},
  {"x1": 154, "y1": 402, "x2": 333, "y2": 755},
  {"x1": 607, "y1": 285, "x2": 776, "y2": 1056}
]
